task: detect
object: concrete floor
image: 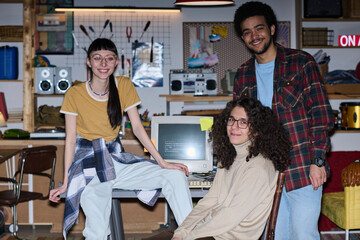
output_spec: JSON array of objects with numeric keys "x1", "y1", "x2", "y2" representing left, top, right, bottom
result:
[{"x1": 1, "y1": 225, "x2": 172, "y2": 240}]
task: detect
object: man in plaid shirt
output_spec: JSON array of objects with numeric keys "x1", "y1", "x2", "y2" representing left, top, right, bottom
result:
[{"x1": 233, "y1": 2, "x2": 334, "y2": 239}]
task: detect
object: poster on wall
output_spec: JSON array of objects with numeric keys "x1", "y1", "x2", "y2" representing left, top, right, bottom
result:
[
  {"x1": 35, "y1": 0, "x2": 74, "y2": 55},
  {"x1": 187, "y1": 26, "x2": 219, "y2": 68},
  {"x1": 276, "y1": 21, "x2": 290, "y2": 48}
]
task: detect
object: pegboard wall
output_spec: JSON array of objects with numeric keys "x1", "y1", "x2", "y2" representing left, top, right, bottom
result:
[{"x1": 65, "y1": 11, "x2": 177, "y2": 67}]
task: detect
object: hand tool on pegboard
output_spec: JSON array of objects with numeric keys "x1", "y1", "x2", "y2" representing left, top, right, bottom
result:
[
  {"x1": 139, "y1": 20, "x2": 151, "y2": 41},
  {"x1": 89, "y1": 26, "x2": 96, "y2": 37},
  {"x1": 99, "y1": 19, "x2": 110, "y2": 37},
  {"x1": 80, "y1": 24, "x2": 92, "y2": 42},
  {"x1": 109, "y1": 22, "x2": 113, "y2": 39},
  {"x1": 126, "y1": 26, "x2": 132, "y2": 43},
  {"x1": 150, "y1": 36, "x2": 154, "y2": 63}
]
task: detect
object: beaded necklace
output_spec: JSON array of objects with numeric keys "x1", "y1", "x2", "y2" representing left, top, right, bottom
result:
[{"x1": 88, "y1": 80, "x2": 109, "y2": 96}]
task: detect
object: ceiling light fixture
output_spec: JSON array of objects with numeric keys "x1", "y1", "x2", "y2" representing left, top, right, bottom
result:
[
  {"x1": 174, "y1": 0, "x2": 234, "y2": 6},
  {"x1": 54, "y1": 7, "x2": 181, "y2": 13}
]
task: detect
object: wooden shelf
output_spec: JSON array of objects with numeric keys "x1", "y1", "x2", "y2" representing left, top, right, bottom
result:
[
  {"x1": 6, "y1": 120, "x2": 23, "y2": 123},
  {"x1": 333, "y1": 129, "x2": 360, "y2": 133},
  {"x1": 34, "y1": 94, "x2": 65, "y2": 97},
  {"x1": 159, "y1": 94, "x2": 232, "y2": 102},
  {"x1": 302, "y1": 46, "x2": 360, "y2": 49},
  {"x1": 325, "y1": 84, "x2": 360, "y2": 99},
  {"x1": 0, "y1": 79, "x2": 23, "y2": 82},
  {"x1": 0, "y1": 0, "x2": 24, "y2": 3},
  {"x1": 302, "y1": 18, "x2": 360, "y2": 22}
]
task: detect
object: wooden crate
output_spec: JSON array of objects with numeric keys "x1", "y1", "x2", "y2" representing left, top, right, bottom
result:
[
  {"x1": 302, "y1": 28, "x2": 334, "y2": 47},
  {"x1": 325, "y1": 84, "x2": 360, "y2": 98}
]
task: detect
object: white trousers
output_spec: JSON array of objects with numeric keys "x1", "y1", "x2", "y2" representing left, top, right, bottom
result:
[{"x1": 80, "y1": 160, "x2": 193, "y2": 240}]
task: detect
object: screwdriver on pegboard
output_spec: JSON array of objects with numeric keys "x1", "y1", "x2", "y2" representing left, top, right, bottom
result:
[
  {"x1": 139, "y1": 21, "x2": 151, "y2": 41},
  {"x1": 99, "y1": 19, "x2": 110, "y2": 38},
  {"x1": 80, "y1": 25, "x2": 92, "y2": 41}
]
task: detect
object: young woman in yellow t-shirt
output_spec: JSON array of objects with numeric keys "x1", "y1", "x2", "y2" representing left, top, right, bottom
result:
[{"x1": 49, "y1": 38, "x2": 193, "y2": 240}]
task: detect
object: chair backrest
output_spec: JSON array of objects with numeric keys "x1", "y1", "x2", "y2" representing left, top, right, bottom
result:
[
  {"x1": 16, "y1": 145, "x2": 57, "y2": 198},
  {"x1": 265, "y1": 172, "x2": 286, "y2": 240}
]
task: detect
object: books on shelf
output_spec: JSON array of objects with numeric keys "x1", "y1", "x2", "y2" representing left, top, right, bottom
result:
[{"x1": 7, "y1": 108, "x2": 23, "y2": 122}]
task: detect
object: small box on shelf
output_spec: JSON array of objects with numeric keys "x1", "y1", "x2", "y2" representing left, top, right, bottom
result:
[{"x1": 0, "y1": 26, "x2": 23, "y2": 42}]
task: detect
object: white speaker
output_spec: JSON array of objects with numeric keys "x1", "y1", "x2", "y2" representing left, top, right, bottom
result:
[
  {"x1": 35, "y1": 67, "x2": 55, "y2": 95},
  {"x1": 55, "y1": 67, "x2": 72, "y2": 94}
]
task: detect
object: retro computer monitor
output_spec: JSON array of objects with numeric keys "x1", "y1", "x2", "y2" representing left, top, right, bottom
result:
[{"x1": 151, "y1": 116, "x2": 213, "y2": 173}]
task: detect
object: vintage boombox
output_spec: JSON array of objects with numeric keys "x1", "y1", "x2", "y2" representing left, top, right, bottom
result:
[{"x1": 169, "y1": 69, "x2": 217, "y2": 95}]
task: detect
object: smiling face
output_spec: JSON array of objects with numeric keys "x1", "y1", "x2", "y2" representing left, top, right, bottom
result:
[
  {"x1": 227, "y1": 106, "x2": 250, "y2": 145},
  {"x1": 86, "y1": 50, "x2": 119, "y2": 81},
  {"x1": 240, "y1": 15, "x2": 275, "y2": 55}
]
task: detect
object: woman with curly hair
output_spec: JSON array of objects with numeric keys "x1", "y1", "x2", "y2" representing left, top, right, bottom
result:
[{"x1": 172, "y1": 97, "x2": 291, "y2": 240}]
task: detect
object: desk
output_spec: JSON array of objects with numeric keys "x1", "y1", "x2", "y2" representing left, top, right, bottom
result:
[
  {"x1": 0, "y1": 149, "x2": 20, "y2": 165},
  {"x1": 0, "y1": 149, "x2": 20, "y2": 181},
  {"x1": 110, "y1": 188, "x2": 209, "y2": 240}
]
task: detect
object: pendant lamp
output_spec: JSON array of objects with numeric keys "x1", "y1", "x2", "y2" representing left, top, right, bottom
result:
[{"x1": 174, "y1": 0, "x2": 234, "y2": 6}]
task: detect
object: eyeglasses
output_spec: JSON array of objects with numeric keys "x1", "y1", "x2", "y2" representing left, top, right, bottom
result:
[
  {"x1": 227, "y1": 117, "x2": 248, "y2": 129},
  {"x1": 90, "y1": 54, "x2": 117, "y2": 64}
]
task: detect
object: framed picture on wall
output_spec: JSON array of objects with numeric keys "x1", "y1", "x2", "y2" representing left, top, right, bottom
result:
[
  {"x1": 35, "y1": 0, "x2": 74, "y2": 55},
  {"x1": 276, "y1": 21, "x2": 290, "y2": 48}
]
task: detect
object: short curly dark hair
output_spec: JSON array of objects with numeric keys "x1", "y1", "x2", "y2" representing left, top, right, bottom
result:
[
  {"x1": 210, "y1": 97, "x2": 291, "y2": 172},
  {"x1": 233, "y1": 1, "x2": 278, "y2": 39}
]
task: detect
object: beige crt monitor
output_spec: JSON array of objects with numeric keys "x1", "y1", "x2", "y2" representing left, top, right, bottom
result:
[{"x1": 151, "y1": 116, "x2": 214, "y2": 173}]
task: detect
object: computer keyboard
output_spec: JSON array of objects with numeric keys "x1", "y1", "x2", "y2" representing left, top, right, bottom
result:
[
  {"x1": 187, "y1": 171, "x2": 215, "y2": 189},
  {"x1": 188, "y1": 180, "x2": 212, "y2": 188}
]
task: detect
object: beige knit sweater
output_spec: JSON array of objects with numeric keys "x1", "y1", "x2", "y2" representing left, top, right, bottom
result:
[{"x1": 173, "y1": 140, "x2": 278, "y2": 240}]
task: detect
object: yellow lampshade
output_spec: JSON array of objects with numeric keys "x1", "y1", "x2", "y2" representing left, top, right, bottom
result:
[{"x1": 0, "y1": 112, "x2": 7, "y2": 127}]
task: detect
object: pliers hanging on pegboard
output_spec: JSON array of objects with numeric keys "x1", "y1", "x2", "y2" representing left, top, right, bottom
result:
[{"x1": 126, "y1": 26, "x2": 132, "y2": 43}]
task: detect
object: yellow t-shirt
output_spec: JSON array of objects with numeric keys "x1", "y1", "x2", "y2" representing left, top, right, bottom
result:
[{"x1": 60, "y1": 76, "x2": 141, "y2": 142}]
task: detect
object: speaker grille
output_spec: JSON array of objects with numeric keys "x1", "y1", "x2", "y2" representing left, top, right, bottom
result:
[{"x1": 171, "y1": 80, "x2": 182, "y2": 91}]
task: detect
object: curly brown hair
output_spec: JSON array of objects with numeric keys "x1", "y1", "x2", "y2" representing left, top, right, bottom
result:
[{"x1": 210, "y1": 97, "x2": 291, "y2": 171}]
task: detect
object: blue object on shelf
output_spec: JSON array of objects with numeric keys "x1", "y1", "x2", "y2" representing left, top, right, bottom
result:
[{"x1": 0, "y1": 46, "x2": 18, "y2": 79}]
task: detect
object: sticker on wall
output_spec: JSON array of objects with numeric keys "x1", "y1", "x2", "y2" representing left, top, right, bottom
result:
[{"x1": 132, "y1": 41, "x2": 163, "y2": 88}]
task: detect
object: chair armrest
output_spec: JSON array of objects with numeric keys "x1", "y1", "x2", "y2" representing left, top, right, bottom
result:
[{"x1": 0, "y1": 177, "x2": 17, "y2": 184}]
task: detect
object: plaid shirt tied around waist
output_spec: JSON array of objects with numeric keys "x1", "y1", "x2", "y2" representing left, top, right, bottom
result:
[{"x1": 63, "y1": 135, "x2": 160, "y2": 239}]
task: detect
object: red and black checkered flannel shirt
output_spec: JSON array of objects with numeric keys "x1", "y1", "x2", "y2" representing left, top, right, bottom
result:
[{"x1": 233, "y1": 45, "x2": 334, "y2": 192}]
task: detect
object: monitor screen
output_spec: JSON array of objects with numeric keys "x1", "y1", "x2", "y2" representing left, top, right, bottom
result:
[{"x1": 151, "y1": 116, "x2": 213, "y2": 173}]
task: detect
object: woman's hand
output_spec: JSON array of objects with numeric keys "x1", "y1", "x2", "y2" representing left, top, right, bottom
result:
[
  {"x1": 158, "y1": 161, "x2": 189, "y2": 176},
  {"x1": 49, "y1": 185, "x2": 67, "y2": 203},
  {"x1": 172, "y1": 238, "x2": 182, "y2": 240}
]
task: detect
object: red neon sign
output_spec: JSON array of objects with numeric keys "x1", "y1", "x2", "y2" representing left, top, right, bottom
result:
[{"x1": 338, "y1": 35, "x2": 360, "y2": 47}]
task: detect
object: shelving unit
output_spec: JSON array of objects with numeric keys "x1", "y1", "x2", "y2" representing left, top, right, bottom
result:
[
  {"x1": 0, "y1": 0, "x2": 35, "y2": 131},
  {"x1": 298, "y1": 0, "x2": 360, "y2": 50}
]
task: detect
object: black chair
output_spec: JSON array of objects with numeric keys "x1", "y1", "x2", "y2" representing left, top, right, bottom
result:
[{"x1": 0, "y1": 145, "x2": 57, "y2": 237}]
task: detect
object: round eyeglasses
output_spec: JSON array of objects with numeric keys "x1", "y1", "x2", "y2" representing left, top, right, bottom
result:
[
  {"x1": 90, "y1": 54, "x2": 117, "y2": 64},
  {"x1": 227, "y1": 117, "x2": 248, "y2": 129}
]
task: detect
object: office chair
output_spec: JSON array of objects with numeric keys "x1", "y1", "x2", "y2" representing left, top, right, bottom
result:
[
  {"x1": 321, "y1": 160, "x2": 360, "y2": 240},
  {"x1": 260, "y1": 172, "x2": 285, "y2": 240},
  {"x1": 0, "y1": 145, "x2": 57, "y2": 237}
]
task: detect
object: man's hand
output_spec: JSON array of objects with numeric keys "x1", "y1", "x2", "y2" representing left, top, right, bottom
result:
[{"x1": 309, "y1": 164, "x2": 327, "y2": 190}]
